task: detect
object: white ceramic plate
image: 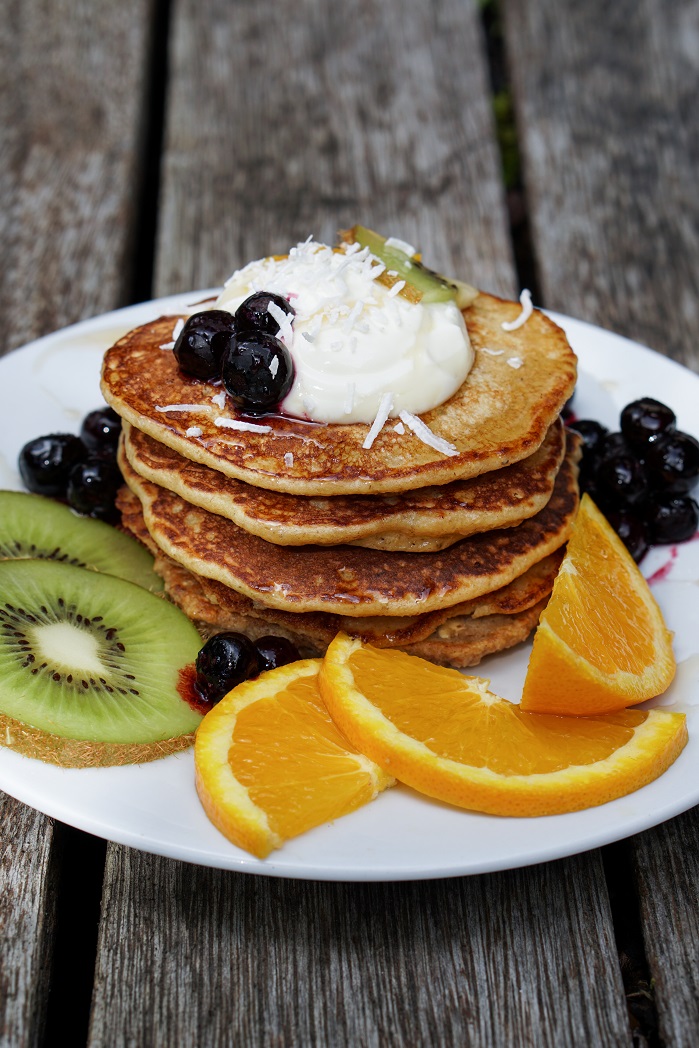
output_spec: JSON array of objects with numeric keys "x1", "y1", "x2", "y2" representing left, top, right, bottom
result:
[{"x1": 0, "y1": 294, "x2": 698, "y2": 881}]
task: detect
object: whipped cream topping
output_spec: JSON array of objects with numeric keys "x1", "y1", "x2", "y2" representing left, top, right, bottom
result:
[{"x1": 214, "y1": 238, "x2": 474, "y2": 424}]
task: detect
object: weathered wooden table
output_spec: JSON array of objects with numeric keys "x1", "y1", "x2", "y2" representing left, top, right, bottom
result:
[{"x1": 2, "y1": 1, "x2": 698, "y2": 1044}]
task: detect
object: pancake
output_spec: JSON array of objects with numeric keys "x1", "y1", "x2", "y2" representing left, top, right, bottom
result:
[
  {"x1": 101, "y1": 292, "x2": 577, "y2": 495},
  {"x1": 122, "y1": 417, "x2": 566, "y2": 552},
  {"x1": 116, "y1": 433, "x2": 580, "y2": 617},
  {"x1": 116, "y1": 495, "x2": 551, "y2": 667}
]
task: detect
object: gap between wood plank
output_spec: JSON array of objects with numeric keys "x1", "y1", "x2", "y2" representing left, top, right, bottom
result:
[
  {"x1": 41, "y1": 4, "x2": 173, "y2": 1045},
  {"x1": 128, "y1": 0, "x2": 173, "y2": 306},
  {"x1": 41, "y1": 827, "x2": 107, "y2": 1048},
  {"x1": 602, "y1": 842, "x2": 661, "y2": 1048},
  {"x1": 478, "y1": 0, "x2": 541, "y2": 299}
]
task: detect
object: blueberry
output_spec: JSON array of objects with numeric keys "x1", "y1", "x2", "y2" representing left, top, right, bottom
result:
[
  {"x1": 595, "y1": 452, "x2": 648, "y2": 508},
  {"x1": 621, "y1": 398, "x2": 676, "y2": 449},
  {"x1": 66, "y1": 457, "x2": 122, "y2": 521},
  {"x1": 645, "y1": 431, "x2": 699, "y2": 494},
  {"x1": 18, "y1": 434, "x2": 85, "y2": 498},
  {"x1": 601, "y1": 431, "x2": 633, "y2": 460},
  {"x1": 253, "y1": 635, "x2": 300, "y2": 673},
  {"x1": 195, "y1": 632, "x2": 261, "y2": 704},
  {"x1": 569, "y1": 419, "x2": 608, "y2": 456},
  {"x1": 235, "y1": 292, "x2": 295, "y2": 338},
  {"x1": 221, "y1": 332, "x2": 295, "y2": 414},
  {"x1": 646, "y1": 495, "x2": 699, "y2": 545},
  {"x1": 80, "y1": 407, "x2": 122, "y2": 456},
  {"x1": 606, "y1": 509, "x2": 649, "y2": 563},
  {"x1": 173, "y1": 310, "x2": 237, "y2": 380}
]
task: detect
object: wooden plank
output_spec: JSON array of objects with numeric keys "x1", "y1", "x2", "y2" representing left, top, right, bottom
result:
[
  {"x1": 0, "y1": 0, "x2": 156, "y2": 1042},
  {"x1": 0, "y1": 0, "x2": 156, "y2": 359},
  {"x1": 89, "y1": 850, "x2": 630, "y2": 1047},
  {"x1": 154, "y1": 0, "x2": 516, "y2": 298},
  {"x1": 0, "y1": 799, "x2": 59, "y2": 1048},
  {"x1": 502, "y1": 1, "x2": 699, "y2": 1042},
  {"x1": 90, "y1": 0, "x2": 631, "y2": 1044},
  {"x1": 502, "y1": 0, "x2": 699, "y2": 372}
]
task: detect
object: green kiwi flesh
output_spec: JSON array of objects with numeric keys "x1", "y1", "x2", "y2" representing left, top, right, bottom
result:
[
  {"x1": 0, "y1": 559, "x2": 203, "y2": 767},
  {"x1": 0, "y1": 490, "x2": 163, "y2": 593}
]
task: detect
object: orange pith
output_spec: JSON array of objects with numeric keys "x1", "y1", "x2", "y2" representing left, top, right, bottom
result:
[
  {"x1": 520, "y1": 495, "x2": 675, "y2": 715},
  {"x1": 318, "y1": 634, "x2": 687, "y2": 817},
  {"x1": 194, "y1": 659, "x2": 393, "y2": 858}
]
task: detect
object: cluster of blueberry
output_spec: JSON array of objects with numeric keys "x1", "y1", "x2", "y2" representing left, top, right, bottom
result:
[
  {"x1": 18, "y1": 407, "x2": 123, "y2": 521},
  {"x1": 570, "y1": 397, "x2": 699, "y2": 561},
  {"x1": 175, "y1": 293, "x2": 296, "y2": 414},
  {"x1": 195, "y1": 632, "x2": 301, "y2": 704}
]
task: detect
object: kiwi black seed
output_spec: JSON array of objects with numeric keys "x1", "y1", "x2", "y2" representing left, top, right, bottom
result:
[
  {"x1": 0, "y1": 559, "x2": 203, "y2": 767},
  {"x1": 0, "y1": 490, "x2": 163, "y2": 593}
]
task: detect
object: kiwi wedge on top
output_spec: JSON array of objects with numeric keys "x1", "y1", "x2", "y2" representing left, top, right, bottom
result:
[{"x1": 0, "y1": 559, "x2": 203, "y2": 767}]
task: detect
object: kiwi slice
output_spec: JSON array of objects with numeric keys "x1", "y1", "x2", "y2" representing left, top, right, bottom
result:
[
  {"x1": 0, "y1": 559, "x2": 204, "y2": 767},
  {"x1": 344, "y1": 225, "x2": 479, "y2": 308},
  {"x1": 0, "y1": 490, "x2": 163, "y2": 593}
]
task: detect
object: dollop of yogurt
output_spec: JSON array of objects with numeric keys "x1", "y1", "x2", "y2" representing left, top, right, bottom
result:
[{"x1": 214, "y1": 238, "x2": 474, "y2": 424}]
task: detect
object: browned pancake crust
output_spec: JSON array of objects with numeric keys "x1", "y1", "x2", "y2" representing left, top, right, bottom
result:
[
  {"x1": 151, "y1": 551, "x2": 547, "y2": 668},
  {"x1": 117, "y1": 434, "x2": 579, "y2": 617},
  {"x1": 122, "y1": 417, "x2": 565, "y2": 549},
  {"x1": 101, "y1": 293, "x2": 577, "y2": 495}
]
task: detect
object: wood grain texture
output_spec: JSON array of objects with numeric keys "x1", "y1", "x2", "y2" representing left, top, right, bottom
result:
[
  {"x1": 88, "y1": 1, "x2": 635, "y2": 1043},
  {"x1": 632, "y1": 815, "x2": 699, "y2": 1047},
  {"x1": 0, "y1": 0, "x2": 156, "y2": 358},
  {"x1": 88, "y1": 849, "x2": 630, "y2": 1047},
  {"x1": 0, "y1": 798, "x2": 59, "y2": 1048},
  {"x1": 503, "y1": 0, "x2": 699, "y2": 1040},
  {"x1": 502, "y1": 0, "x2": 699, "y2": 371},
  {"x1": 154, "y1": 0, "x2": 516, "y2": 298},
  {"x1": 0, "y1": 0, "x2": 155, "y2": 1041}
]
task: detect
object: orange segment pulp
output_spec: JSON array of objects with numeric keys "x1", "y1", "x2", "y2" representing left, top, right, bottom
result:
[
  {"x1": 318, "y1": 634, "x2": 687, "y2": 817},
  {"x1": 520, "y1": 494, "x2": 675, "y2": 715},
  {"x1": 194, "y1": 659, "x2": 394, "y2": 858}
]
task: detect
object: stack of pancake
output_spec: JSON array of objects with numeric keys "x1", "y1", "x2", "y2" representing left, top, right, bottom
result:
[{"x1": 102, "y1": 291, "x2": 579, "y2": 667}]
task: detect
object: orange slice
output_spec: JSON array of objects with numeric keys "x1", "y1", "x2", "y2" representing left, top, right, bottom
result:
[
  {"x1": 520, "y1": 494, "x2": 675, "y2": 716},
  {"x1": 318, "y1": 634, "x2": 686, "y2": 817},
  {"x1": 194, "y1": 659, "x2": 394, "y2": 858}
]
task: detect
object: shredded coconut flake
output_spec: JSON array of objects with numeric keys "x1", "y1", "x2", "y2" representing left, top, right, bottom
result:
[
  {"x1": 211, "y1": 391, "x2": 226, "y2": 409},
  {"x1": 386, "y1": 280, "x2": 406, "y2": 299},
  {"x1": 501, "y1": 289, "x2": 533, "y2": 331},
  {"x1": 362, "y1": 392, "x2": 394, "y2": 450},
  {"x1": 507, "y1": 356, "x2": 524, "y2": 369},
  {"x1": 269, "y1": 356, "x2": 279, "y2": 378},
  {"x1": 267, "y1": 301, "x2": 294, "y2": 345},
  {"x1": 172, "y1": 318, "x2": 185, "y2": 341},
  {"x1": 398, "y1": 410, "x2": 458, "y2": 457},
  {"x1": 393, "y1": 421, "x2": 405, "y2": 434},
  {"x1": 481, "y1": 346, "x2": 505, "y2": 357},
  {"x1": 284, "y1": 452, "x2": 294, "y2": 467},
  {"x1": 385, "y1": 236, "x2": 416, "y2": 257},
  {"x1": 185, "y1": 426, "x2": 202, "y2": 437},
  {"x1": 344, "y1": 383, "x2": 355, "y2": 415},
  {"x1": 155, "y1": 403, "x2": 211, "y2": 413},
  {"x1": 159, "y1": 341, "x2": 175, "y2": 351},
  {"x1": 214, "y1": 416, "x2": 272, "y2": 434}
]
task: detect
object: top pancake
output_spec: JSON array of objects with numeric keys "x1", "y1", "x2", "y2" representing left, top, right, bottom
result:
[{"x1": 101, "y1": 292, "x2": 576, "y2": 495}]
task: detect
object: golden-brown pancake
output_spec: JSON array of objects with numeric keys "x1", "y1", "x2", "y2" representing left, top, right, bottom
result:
[
  {"x1": 116, "y1": 433, "x2": 580, "y2": 617},
  {"x1": 122, "y1": 417, "x2": 566, "y2": 552},
  {"x1": 116, "y1": 492, "x2": 551, "y2": 668},
  {"x1": 101, "y1": 293, "x2": 576, "y2": 495}
]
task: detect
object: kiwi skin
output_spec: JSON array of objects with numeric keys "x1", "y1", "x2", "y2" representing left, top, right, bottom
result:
[{"x1": 0, "y1": 712, "x2": 195, "y2": 768}]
